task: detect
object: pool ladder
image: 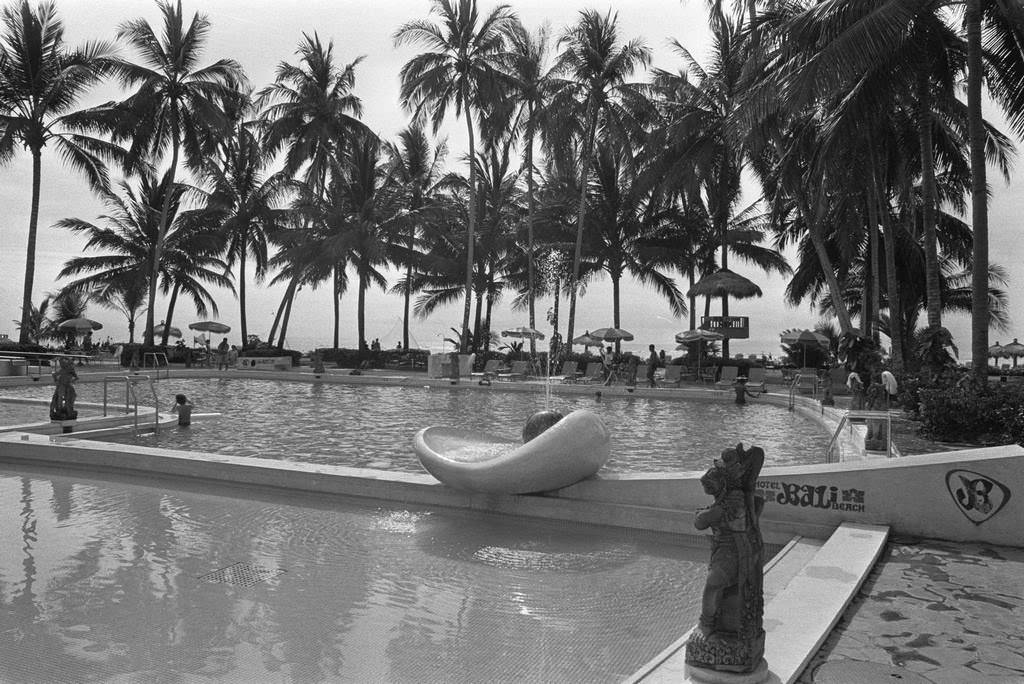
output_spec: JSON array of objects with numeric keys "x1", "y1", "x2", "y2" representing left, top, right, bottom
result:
[
  {"x1": 824, "y1": 410, "x2": 894, "y2": 462},
  {"x1": 103, "y1": 375, "x2": 160, "y2": 435}
]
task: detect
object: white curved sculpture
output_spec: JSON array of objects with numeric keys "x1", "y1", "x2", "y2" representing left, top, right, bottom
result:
[{"x1": 413, "y1": 409, "x2": 611, "y2": 494}]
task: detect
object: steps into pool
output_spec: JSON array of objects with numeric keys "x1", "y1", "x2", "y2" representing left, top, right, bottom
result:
[{"x1": 630, "y1": 521, "x2": 890, "y2": 684}]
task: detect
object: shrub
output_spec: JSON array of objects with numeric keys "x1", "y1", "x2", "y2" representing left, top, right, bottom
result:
[
  {"x1": 918, "y1": 379, "x2": 1024, "y2": 445},
  {"x1": 240, "y1": 347, "x2": 303, "y2": 366}
]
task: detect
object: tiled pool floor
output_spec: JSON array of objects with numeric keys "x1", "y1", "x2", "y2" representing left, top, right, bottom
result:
[{"x1": 799, "y1": 539, "x2": 1024, "y2": 683}]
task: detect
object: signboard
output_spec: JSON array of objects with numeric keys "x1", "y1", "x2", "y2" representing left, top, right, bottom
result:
[{"x1": 700, "y1": 316, "x2": 749, "y2": 339}]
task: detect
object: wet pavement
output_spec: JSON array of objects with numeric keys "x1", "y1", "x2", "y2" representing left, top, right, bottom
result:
[{"x1": 799, "y1": 539, "x2": 1024, "y2": 683}]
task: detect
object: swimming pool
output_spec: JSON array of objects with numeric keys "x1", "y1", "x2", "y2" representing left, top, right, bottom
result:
[
  {"x1": 0, "y1": 464, "x2": 706, "y2": 683},
  {"x1": 1, "y1": 378, "x2": 830, "y2": 471}
]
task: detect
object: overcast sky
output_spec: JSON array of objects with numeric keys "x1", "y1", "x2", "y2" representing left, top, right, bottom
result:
[{"x1": 2, "y1": 0, "x2": 1021, "y2": 359}]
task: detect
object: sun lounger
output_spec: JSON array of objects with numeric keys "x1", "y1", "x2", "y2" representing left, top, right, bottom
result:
[
  {"x1": 497, "y1": 360, "x2": 530, "y2": 382},
  {"x1": 559, "y1": 360, "x2": 580, "y2": 383},
  {"x1": 715, "y1": 366, "x2": 739, "y2": 387},
  {"x1": 578, "y1": 362, "x2": 603, "y2": 384},
  {"x1": 658, "y1": 364, "x2": 683, "y2": 388},
  {"x1": 746, "y1": 367, "x2": 767, "y2": 392},
  {"x1": 471, "y1": 359, "x2": 505, "y2": 380},
  {"x1": 796, "y1": 368, "x2": 819, "y2": 394},
  {"x1": 699, "y1": 366, "x2": 718, "y2": 384}
]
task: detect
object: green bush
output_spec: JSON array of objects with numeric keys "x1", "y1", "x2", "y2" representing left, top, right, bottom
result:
[
  {"x1": 240, "y1": 347, "x2": 303, "y2": 366},
  {"x1": 918, "y1": 379, "x2": 1024, "y2": 445}
]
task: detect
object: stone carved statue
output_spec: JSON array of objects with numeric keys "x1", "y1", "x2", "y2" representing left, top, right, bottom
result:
[
  {"x1": 685, "y1": 442, "x2": 767, "y2": 678},
  {"x1": 49, "y1": 357, "x2": 79, "y2": 421}
]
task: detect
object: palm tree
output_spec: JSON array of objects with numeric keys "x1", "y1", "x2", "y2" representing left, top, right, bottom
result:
[
  {"x1": 394, "y1": 0, "x2": 519, "y2": 351},
  {"x1": 86, "y1": 272, "x2": 148, "y2": 344},
  {"x1": 257, "y1": 32, "x2": 369, "y2": 342},
  {"x1": 193, "y1": 96, "x2": 290, "y2": 348},
  {"x1": 0, "y1": 0, "x2": 121, "y2": 343},
  {"x1": 55, "y1": 171, "x2": 232, "y2": 343},
  {"x1": 965, "y1": 0, "x2": 1024, "y2": 378},
  {"x1": 500, "y1": 20, "x2": 555, "y2": 353},
  {"x1": 550, "y1": 9, "x2": 651, "y2": 350},
  {"x1": 108, "y1": 0, "x2": 245, "y2": 345},
  {"x1": 584, "y1": 143, "x2": 687, "y2": 344},
  {"x1": 386, "y1": 125, "x2": 447, "y2": 350}
]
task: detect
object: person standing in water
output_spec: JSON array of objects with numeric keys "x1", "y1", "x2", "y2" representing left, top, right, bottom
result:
[{"x1": 171, "y1": 394, "x2": 193, "y2": 426}]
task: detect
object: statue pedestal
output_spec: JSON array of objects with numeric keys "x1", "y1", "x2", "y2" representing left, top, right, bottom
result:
[
  {"x1": 51, "y1": 420, "x2": 76, "y2": 434},
  {"x1": 684, "y1": 658, "x2": 768, "y2": 683}
]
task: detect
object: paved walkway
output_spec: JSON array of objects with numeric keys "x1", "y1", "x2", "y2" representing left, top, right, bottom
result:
[{"x1": 799, "y1": 539, "x2": 1024, "y2": 683}]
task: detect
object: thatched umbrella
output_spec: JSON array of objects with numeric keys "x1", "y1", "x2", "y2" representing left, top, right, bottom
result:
[
  {"x1": 988, "y1": 342, "x2": 1006, "y2": 366},
  {"x1": 687, "y1": 268, "x2": 763, "y2": 299},
  {"x1": 1002, "y1": 339, "x2": 1024, "y2": 367}
]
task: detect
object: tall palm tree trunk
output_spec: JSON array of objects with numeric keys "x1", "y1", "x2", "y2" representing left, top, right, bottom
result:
[
  {"x1": 876, "y1": 173, "x2": 904, "y2": 372},
  {"x1": 526, "y1": 134, "x2": 537, "y2": 355},
  {"x1": 357, "y1": 272, "x2": 367, "y2": 358},
  {"x1": 870, "y1": 210, "x2": 880, "y2": 343},
  {"x1": 566, "y1": 105, "x2": 599, "y2": 350},
  {"x1": 612, "y1": 273, "x2": 621, "y2": 354},
  {"x1": 461, "y1": 113, "x2": 477, "y2": 353},
  {"x1": 333, "y1": 266, "x2": 341, "y2": 349},
  {"x1": 279, "y1": 285, "x2": 296, "y2": 349},
  {"x1": 917, "y1": 77, "x2": 942, "y2": 330},
  {"x1": 267, "y1": 275, "x2": 298, "y2": 347},
  {"x1": 144, "y1": 135, "x2": 181, "y2": 346},
  {"x1": 798, "y1": 196, "x2": 855, "y2": 334},
  {"x1": 238, "y1": 243, "x2": 248, "y2": 347},
  {"x1": 161, "y1": 283, "x2": 181, "y2": 346},
  {"x1": 966, "y1": 0, "x2": 988, "y2": 379},
  {"x1": 18, "y1": 150, "x2": 43, "y2": 343}
]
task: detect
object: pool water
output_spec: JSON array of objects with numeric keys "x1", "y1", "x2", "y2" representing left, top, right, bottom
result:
[
  {"x1": 1, "y1": 378, "x2": 830, "y2": 471},
  {"x1": 0, "y1": 466, "x2": 706, "y2": 683}
]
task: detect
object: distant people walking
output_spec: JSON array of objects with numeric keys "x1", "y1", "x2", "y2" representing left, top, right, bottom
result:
[{"x1": 647, "y1": 344, "x2": 659, "y2": 388}]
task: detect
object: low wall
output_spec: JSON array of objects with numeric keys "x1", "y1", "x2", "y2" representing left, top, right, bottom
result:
[
  {"x1": 1, "y1": 430, "x2": 1020, "y2": 547},
  {"x1": 236, "y1": 356, "x2": 292, "y2": 371},
  {"x1": 556, "y1": 444, "x2": 1023, "y2": 546}
]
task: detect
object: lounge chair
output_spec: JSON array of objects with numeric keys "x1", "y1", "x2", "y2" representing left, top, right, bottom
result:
[
  {"x1": 471, "y1": 358, "x2": 505, "y2": 381},
  {"x1": 497, "y1": 360, "x2": 530, "y2": 382},
  {"x1": 796, "y1": 368, "x2": 819, "y2": 395},
  {"x1": 746, "y1": 367, "x2": 767, "y2": 393},
  {"x1": 715, "y1": 366, "x2": 739, "y2": 387},
  {"x1": 658, "y1": 364, "x2": 683, "y2": 388},
  {"x1": 578, "y1": 362, "x2": 604, "y2": 384},
  {"x1": 558, "y1": 360, "x2": 580, "y2": 383},
  {"x1": 633, "y1": 363, "x2": 648, "y2": 386},
  {"x1": 699, "y1": 366, "x2": 718, "y2": 384}
]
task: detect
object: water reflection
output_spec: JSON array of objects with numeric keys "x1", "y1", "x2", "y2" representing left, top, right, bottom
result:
[{"x1": 0, "y1": 467, "x2": 705, "y2": 683}]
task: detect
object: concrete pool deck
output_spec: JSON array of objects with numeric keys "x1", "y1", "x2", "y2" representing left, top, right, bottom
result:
[{"x1": 2, "y1": 367, "x2": 1022, "y2": 682}]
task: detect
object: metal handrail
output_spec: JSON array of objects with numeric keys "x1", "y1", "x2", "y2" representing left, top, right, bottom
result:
[
  {"x1": 102, "y1": 374, "x2": 160, "y2": 434},
  {"x1": 142, "y1": 352, "x2": 169, "y2": 379},
  {"x1": 825, "y1": 409, "x2": 894, "y2": 462},
  {"x1": 787, "y1": 374, "x2": 800, "y2": 411}
]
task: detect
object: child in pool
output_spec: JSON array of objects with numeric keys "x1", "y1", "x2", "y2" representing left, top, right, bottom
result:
[{"x1": 171, "y1": 393, "x2": 193, "y2": 426}]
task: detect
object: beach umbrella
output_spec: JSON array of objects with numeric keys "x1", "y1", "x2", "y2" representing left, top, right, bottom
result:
[
  {"x1": 572, "y1": 331, "x2": 604, "y2": 351},
  {"x1": 1003, "y1": 339, "x2": 1024, "y2": 367},
  {"x1": 58, "y1": 317, "x2": 103, "y2": 332},
  {"x1": 988, "y1": 342, "x2": 1006, "y2": 366},
  {"x1": 675, "y1": 329, "x2": 724, "y2": 376},
  {"x1": 154, "y1": 323, "x2": 182, "y2": 338},
  {"x1": 687, "y1": 268, "x2": 763, "y2": 299},
  {"x1": 189, "y1": 321, "x2": 231, "y2": 335},
  {"x1": 590, "y1": 327, "x2": 634, "y2": 342},
  {"x1": 500, "y1": 326, "x2": 545, "y2": 340},
  {"x1": 780, "y1": 329, "x2": 828, "y2": 367}
]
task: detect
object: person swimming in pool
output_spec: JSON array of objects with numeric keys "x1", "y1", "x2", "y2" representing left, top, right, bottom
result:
[{"x1": 171, "y1": 393, "x2": 193, "y2": 426}]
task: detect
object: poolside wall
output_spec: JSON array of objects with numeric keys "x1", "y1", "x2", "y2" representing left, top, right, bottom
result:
[
  {"x1": 2, "y1": 430, "x2": 1020, "y2": 548},
  {"x1": 556, "y1": 444, "x2": 1024, "y2": 546}
]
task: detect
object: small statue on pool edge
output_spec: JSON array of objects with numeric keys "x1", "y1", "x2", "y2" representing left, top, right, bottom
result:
[
  {"x1": 685, "y1": 442, "x2": 766, "y2": 677},
  {"x1": 49, "y1": 357, "x2": 79, "y2": 421}
]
